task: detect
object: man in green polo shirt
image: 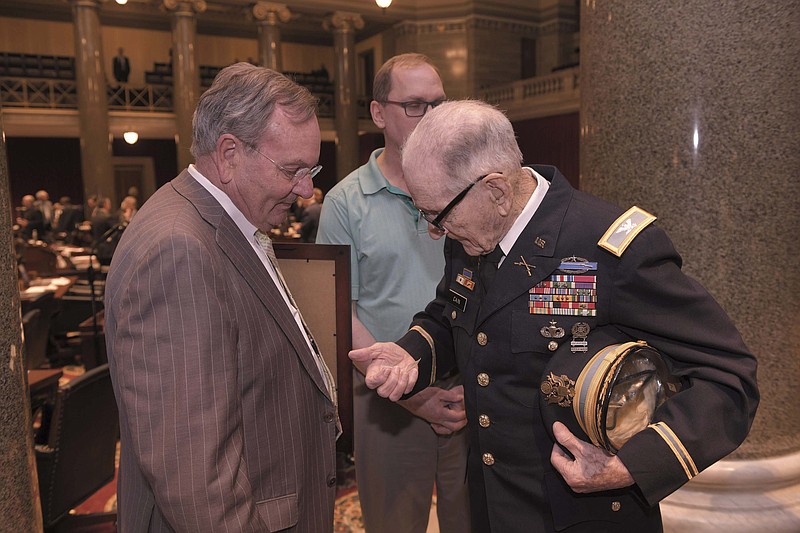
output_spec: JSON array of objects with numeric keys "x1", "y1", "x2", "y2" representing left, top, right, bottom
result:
[{"x1": 317, "y1": 54, "x2": 471, "y2": 533}]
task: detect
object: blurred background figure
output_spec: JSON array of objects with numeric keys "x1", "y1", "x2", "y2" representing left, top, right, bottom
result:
[
  {"x1": 299, "y1": 187, "x2": 323, "y2": 242},
  {"x1": 16, "y1": 194, "x2": 45, "y2": 241},
  {"x1": 34, "y1": 189, "x2": 54, "y2": 233},
  {"x1": 118, "y1": 195, "x2": 138, "y2": 225},
  {"x1": 85, "y1": 194, "x2": 98, "y2": 220},
  {"x1": 113, "y1": 47, "x2": 130, "y2": 84},
  {"x1": 53, "y1": 196, "x2": 83, "y2": 243}
]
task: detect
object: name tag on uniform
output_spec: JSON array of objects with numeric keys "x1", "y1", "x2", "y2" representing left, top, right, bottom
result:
[{"x1": 448, "y1": 288, "x2": 468, "y2": 312}]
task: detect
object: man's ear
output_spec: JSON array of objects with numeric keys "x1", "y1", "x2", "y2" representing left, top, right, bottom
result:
[
  {"x1": 216, "y1": 135, "x2": 238, "y2": 184},
  {"x1": 484, "y1": 173, "x2": 513, "y2": 217},
  {"x1": 370, "y1": 100, "x2": 386, "y2": 129}
]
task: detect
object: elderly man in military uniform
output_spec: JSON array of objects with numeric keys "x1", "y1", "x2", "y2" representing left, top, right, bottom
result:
[{"x1": 350, "y1": 100, "x2": 759, "y2": 532}]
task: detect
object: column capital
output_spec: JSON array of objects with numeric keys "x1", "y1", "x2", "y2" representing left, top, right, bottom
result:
[
  {"x1": 162, "y1": 0, "x2": 207, "y2": 15},
  {"x1": 252, "y1": 2, "x2": 291, "y2": 25},
  {"x1": 323, "y1": 11, "x2": 364, "y2": 33}
]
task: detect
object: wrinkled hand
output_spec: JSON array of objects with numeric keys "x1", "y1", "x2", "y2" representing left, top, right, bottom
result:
[
  {"x1": 399, "y1": 385, "x2": 467, "y2": 435},
  {"x1": 349, "y1": 342, "x2": 419, "y2": 401},
  {"x1": 550, "y1": 422, "x2": 634, "y2": 493}
]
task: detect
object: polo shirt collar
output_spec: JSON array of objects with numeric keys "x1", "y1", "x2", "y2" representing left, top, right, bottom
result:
[{"x1": 358, "y1": 148, "x2": 410, "y2": 198}]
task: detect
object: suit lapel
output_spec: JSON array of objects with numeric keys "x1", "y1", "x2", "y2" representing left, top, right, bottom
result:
[
  {"x1": 172, "y1": 172, "x2": 331, "y2": 400},
  {"x1": 476, "y1": 169, "x2": 574, "y2": 325}
]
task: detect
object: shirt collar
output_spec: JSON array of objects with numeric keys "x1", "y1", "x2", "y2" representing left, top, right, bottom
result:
[
  {"x1": 358, "y1": 148, "x2": 410, "y2": 198},
  {"x1": 497, "y1": 167, "x2": 550, "y2": 256},
  {"x1": 188, "y1": 164, "x2": 258, "y2": 239}
]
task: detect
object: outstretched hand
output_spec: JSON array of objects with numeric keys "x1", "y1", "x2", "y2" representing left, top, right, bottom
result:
[
  {"x1": 349, "y1": 342, "x2": 419, "y2": 401},
  {"x1": 550, "y1": 422, "x2": 635, "y2": 493}
]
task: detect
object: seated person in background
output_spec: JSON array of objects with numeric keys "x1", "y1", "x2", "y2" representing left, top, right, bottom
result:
[
  {"x1": 299, "y1": 187, "x2": 323, "y2": 243},
  {"x1": 16, "y1": 195, "x2": 45, "y2": 241},
  {"x1": 53, "y1": 196, "x2": 84, "y2": 242},
  {"x1": 289, "y1": 196, "x2": 306, "y2": 222},
  {"x1": 91, "y1": 197, "x2": 115, "y2": 242},
  {"x1": 85, "y1": 194, "x2": 98, "y2": 221},
  {"x1": 118, "y1": 195, "x2": 138, "y2": 224},
  {"x1": 92, "y1": 197, "x2": 123, "y2": 265},
  {"x1": 35, "y1": 189, "x2": 54, "y2": 232}
]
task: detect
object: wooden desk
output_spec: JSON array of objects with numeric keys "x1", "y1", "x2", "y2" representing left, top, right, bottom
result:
[
  {"x1": 29, "y1": 368, "x2": 63, "y2": 394},
  {"x1": 20, "y1": 276, "x2": 77, "y2": 310},
  {"x1": 29, "y1": 368, "x2": 63, "y2": 413}
]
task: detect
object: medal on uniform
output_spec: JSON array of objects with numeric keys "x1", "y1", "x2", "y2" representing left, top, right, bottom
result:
[
  {"x1": 558, "y1": 256, "x2": 598, "y2": 274},
  {"x1": 540, "y1": 319, "x2": 565, "y2": 339},
  {"x1": 455, "y1": 268, "x2": 475, "y2": 291},
  {"x1": 570, "y1": 322, "x2": 590, "y2": 353}
]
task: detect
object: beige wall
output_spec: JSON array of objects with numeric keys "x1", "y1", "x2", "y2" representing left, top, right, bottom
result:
[{"x1": 0, "y1": 17, "x2": 74, "y2": 55}]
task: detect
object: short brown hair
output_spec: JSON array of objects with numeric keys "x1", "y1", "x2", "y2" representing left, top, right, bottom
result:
[{"x1": 372, "y1": 53, "x2": 440, "y2": 103}]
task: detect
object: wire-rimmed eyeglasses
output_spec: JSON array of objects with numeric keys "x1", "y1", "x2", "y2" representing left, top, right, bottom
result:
[
  {"x1": 251, "y1": 146, "x2": 322, "y2": 183},
  {"x1": 382, "y1": 99, "x2": 446, "y2": 118},
  {"x1": 418, "y1": 174, "x2": 489, "y2": 231}
]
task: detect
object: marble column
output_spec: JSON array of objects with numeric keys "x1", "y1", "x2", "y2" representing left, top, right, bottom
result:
[
  {"x1": 163, "y1": 0, "x2": 206, "y2": 171},
  {"x1": 70, "y1": 0, "x2": 114, "y2": 206},
  {"x1": 0, "y1": 112, "x2": 43, "y2": 532},
  {"x1": 252, "y1": 2, "x2": 290, "y2": 71},
  {"x1": 324, "y1": 12, "x2": 363, "y2": 181},
  {"x1": 580, "y1": 2, "x2": 800, "y2": 531}
]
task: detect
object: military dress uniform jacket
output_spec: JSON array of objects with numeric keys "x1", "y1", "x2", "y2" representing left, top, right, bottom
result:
[{"x1": 397, "y1": 166, "x2": 759, "y2": 532}]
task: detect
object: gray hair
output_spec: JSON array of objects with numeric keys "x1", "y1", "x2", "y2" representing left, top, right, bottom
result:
[
  {"x1": 402, "y1": 100, "x2": 523, "y2": 196},
  {"x1": 191, "y1": 62, "x2": 318, "y2": 157},
  {"x1": 373, "y1": 53, "x2": 440, "y2": 103}
]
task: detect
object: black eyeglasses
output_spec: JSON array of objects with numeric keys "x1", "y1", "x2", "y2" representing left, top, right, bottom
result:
[
  {"x1": 418, "y1": 174, "x2": 489, "y2": 231},
  {"x1": 382, "y1": 99, "x2": 446, "y2": 117},
  {"x1": 251, "y1": 146, "x2": 322, "y2": 184}
]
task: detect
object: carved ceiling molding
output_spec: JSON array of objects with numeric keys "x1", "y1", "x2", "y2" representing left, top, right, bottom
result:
[{"x1": 394, "y1": 15, "x2": 540, "y2": 39}]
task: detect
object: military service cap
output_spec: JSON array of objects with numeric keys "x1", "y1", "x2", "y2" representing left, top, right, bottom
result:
[{"x1": 539, "y1": 326, "x2": 680, "y2": 454}]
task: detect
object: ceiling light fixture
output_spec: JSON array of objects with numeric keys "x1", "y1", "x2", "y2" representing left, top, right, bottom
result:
[
  {"x1": 116, "y1": 0, "x2": 128, "y2": 5},
  {"x1": 376, "y1": 0, "x2": 392, "y2": 9},
  {"x1": 123, "y1": 131, "x2": 139, "y2": 144}
]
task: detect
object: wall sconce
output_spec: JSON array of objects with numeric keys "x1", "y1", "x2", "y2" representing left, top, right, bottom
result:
[
  {"x1": 123, "y1": 131, "x2": 139, "y2": 144},
  {"x1": 376, "y1": 0, "x2": 392, "y2": 8}
]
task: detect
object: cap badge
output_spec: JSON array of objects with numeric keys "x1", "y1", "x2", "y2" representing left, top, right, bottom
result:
[{"x1": 540, "y1": 372, "x2": 575, "y2": 407}]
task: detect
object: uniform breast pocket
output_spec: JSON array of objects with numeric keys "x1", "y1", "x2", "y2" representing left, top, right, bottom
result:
[
  {"x1": 443, "y1": 286, "x2": 477, "y2": 334},
  {"x1": 511, "y1": 310, "x2": 598, "y2": 355}
]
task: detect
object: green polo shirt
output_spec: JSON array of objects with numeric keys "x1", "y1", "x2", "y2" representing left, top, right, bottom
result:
[{"x1": 317, "y1": 148, "x2": 445, "y2": 342}]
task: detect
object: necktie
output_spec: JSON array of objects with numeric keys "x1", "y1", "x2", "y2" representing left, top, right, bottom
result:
[
  {"x1": 479, "y1": 245, "x2": 504, "y2": 298},
  {"x1": 255, "y1": 231, "x2": 340, "y2": 434}
]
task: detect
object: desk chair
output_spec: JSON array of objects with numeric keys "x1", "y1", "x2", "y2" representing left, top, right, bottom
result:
[
  {"x1": 35, "y1": 364, "x2": 118, "y2": 531},
  {"x1": 22, "y1": 308, "x2": 50, "y2": 370}
]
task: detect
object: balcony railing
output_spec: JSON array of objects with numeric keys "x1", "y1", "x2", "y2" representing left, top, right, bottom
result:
[
  {"x1": 0, "y1": 76, "x2": 369, "y2": 119},
  {"x1": 0, "y1": 77, "x2": 78, "y2": 109},
  {"x1": 478, "y1": 66, "x2": 580, "y2": 119}
]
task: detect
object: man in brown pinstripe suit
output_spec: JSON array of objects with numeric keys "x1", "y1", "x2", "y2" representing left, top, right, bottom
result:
[{"x1": 105, "y1": 63, "x2": 338, "y2": 532}]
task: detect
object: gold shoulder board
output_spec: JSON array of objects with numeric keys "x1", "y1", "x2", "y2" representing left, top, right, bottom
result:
[{"x1": 597, "y1": 206, "x2": 657, "y2": 257}]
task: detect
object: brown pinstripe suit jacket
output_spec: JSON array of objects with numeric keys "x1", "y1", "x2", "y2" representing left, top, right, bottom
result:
[{"x1": 105, "y1": 170, "x2": 337, "y2": 532}]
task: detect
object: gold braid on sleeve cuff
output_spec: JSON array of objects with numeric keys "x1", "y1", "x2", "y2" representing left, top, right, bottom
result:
[{"x1": 409, "y1": 326, "x2": 436, "y2": 387}]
